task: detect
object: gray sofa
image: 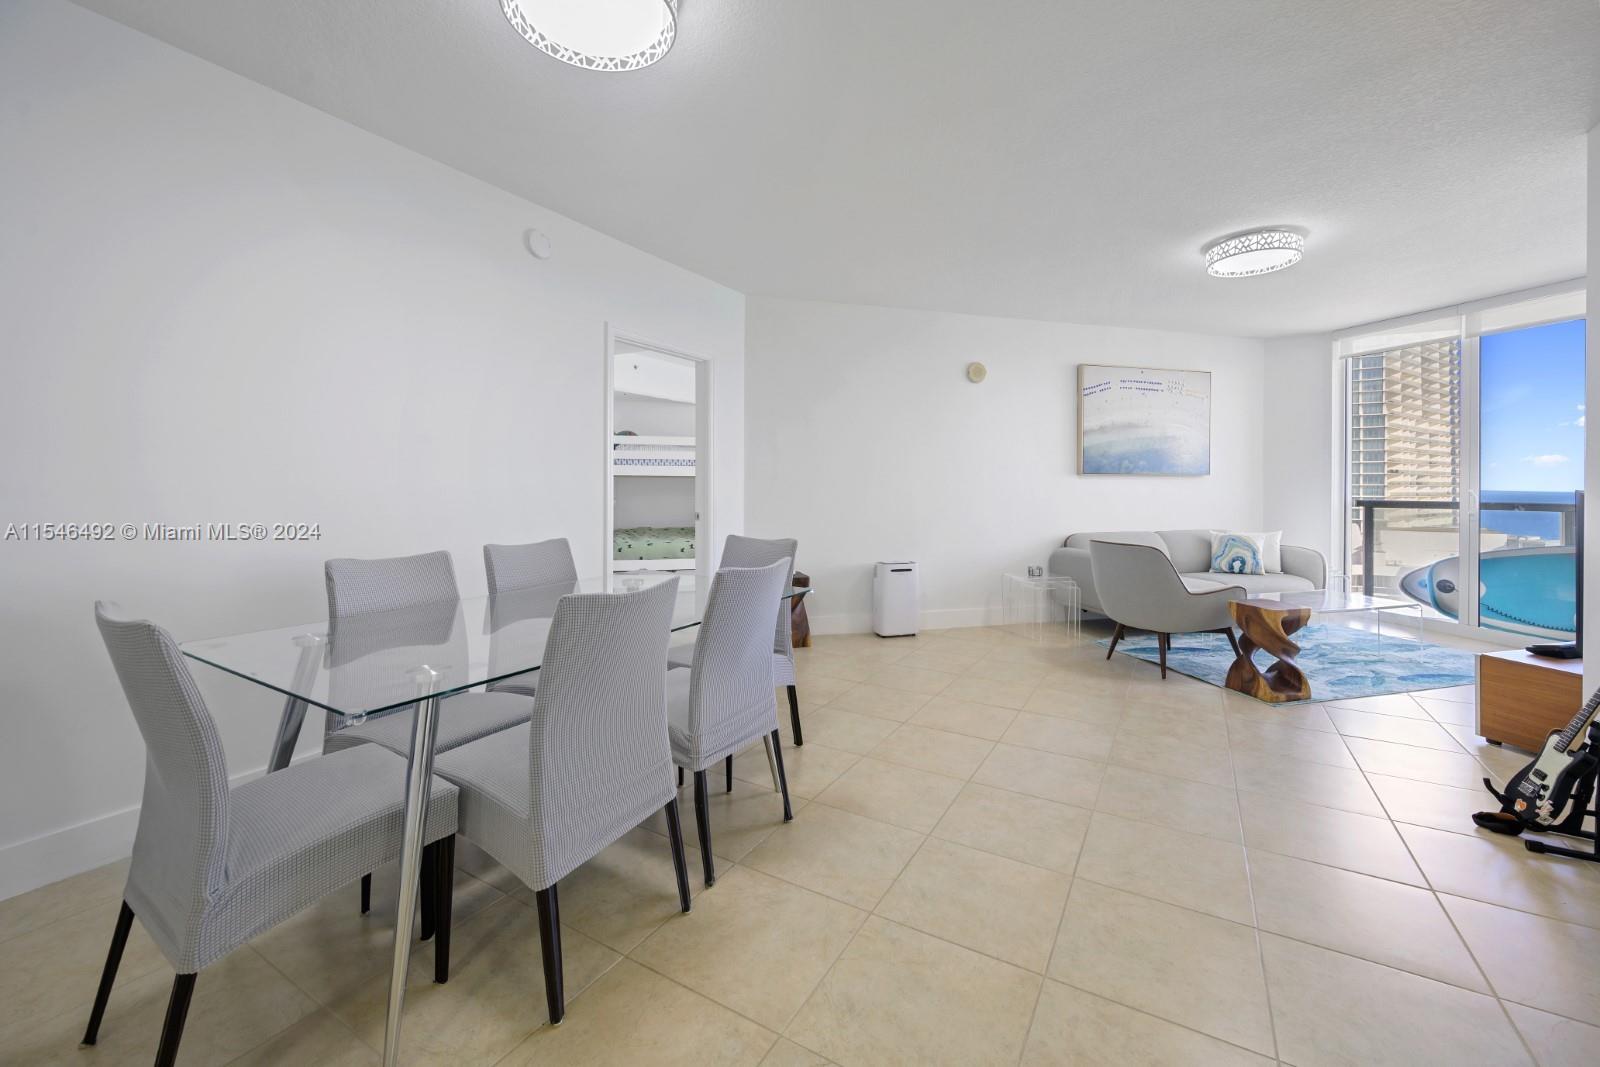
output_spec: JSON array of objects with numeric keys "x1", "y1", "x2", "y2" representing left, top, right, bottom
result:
[{"x1": 1050, "y1": 529, "x2": 1327, "y2": 614}]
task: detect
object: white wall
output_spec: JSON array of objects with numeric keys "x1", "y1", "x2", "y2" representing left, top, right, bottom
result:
[
  {"x1": 614, "y1": 395, "x2": 696, "y2": 438},
  {"x1": 0, "y1": 0, "x2": 746, "y2": 899},
  {"x1": 744, "y1": 298, "x2": 1267, "y2": 633},
  {"x1": 1261, "y1": 335, "x2": 1339, "y2": 564}
]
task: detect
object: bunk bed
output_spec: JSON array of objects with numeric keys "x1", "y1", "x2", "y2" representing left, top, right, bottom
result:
[
  {"x1": 611, "y1": 433, "x2": 696, "y2": 572},
  {"x1": 612, "y1": 525, "x2": 697, "y2": 571},
  {"x1": 612, "y1": 434, "x2": 695, "y2": 476}
]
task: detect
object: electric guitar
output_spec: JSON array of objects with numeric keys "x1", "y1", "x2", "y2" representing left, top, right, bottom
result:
[{"x1": 1481, "y1": 688, "x2": 1600, "y2": 831}]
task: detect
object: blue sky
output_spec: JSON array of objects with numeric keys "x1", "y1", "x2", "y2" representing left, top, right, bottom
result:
[{"x1": 1479, "y1": 317, "x2": 1587, "y2": 493}]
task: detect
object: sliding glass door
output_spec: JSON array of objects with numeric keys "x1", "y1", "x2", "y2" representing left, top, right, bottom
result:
[
  {"x1": 1346, "y1": 339, "x2": 1462, "y2": 610},
  {"x1": 1342, "y1": 290, "x2": 1586, "y2": 641},
  {"x1": 1474, "y1": 319, "x2": 1585, "y2": 639}
]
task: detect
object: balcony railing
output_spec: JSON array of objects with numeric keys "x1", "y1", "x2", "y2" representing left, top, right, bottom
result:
[{"x1": 1354, "y1": 495, "x2": 1584, "y2": 596}]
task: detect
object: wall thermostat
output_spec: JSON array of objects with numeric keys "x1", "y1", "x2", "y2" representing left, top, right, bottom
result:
[{"x1": 966, "y1": 362, "x2": 987, "y2": 383}]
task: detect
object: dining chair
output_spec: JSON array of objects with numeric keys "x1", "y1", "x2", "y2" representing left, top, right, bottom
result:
[
  {"x1": 325, "y1": 550, "x2": 534, "y2": 914},
  {"x1": 669, "y1": 535, "x2": 803, "y2": 745},
  {"x1": 323, "y1": 550, "x2": 533, "y2": 758},
  {"x1": 432, "y1": 578, "x2": 690, "y2": 1025},
  {"x1": 484, "y1": 537, "x2": 579, "y2": 595},
  {"x1": 667, "y1": 560, "x2": 794, "y2": 886},
  {"x1": 483, "y1": 538, "x2": 579, "y2": 698},
  {"x1": 84, "y1": 603, "x2": 460, "y2": 1067}
]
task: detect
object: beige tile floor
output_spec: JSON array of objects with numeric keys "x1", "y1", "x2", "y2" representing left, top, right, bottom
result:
[{"x1": 8, "y1": 622, "x2": 1600, "y2": 1065}]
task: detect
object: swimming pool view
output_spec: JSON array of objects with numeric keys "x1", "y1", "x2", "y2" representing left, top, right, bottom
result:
[{"x1": 1356, "y1": 317, "x2": 1585, "y2": 640}]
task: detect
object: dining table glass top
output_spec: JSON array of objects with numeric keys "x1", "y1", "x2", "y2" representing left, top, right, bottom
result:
[{"x1": 179, "y1": 575, "x2": 812, "y2": 721}]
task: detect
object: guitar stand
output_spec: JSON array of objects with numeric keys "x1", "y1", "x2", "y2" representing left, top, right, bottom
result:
[{"x1": 1523, "y1": 720, "x2": 1600, "y2": 865}]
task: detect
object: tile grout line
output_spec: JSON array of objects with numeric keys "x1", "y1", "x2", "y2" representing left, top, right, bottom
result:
[
  {"x1": 1047, "y1": 972, "x2": 1297, "y2": 1064},
  {"x1": 1019, "y1": 710, "x2": 1095, "y2": 1067},
  {"x1": 1326, "y1": 695, "x2": 1543, "y2": 1064},
  {"x1": 622, "y1": 940, "x2": 792, "y2": 1044},
  {"x1": 1230, "y1": 713, "x2": 1284, "y2": 1064},
  {"x1": 0, "y1": 890, "x2": 125, "y2": 951},
  {"x1": 223, "y1": 944, "x2": 377, "y2": 1064},
  {"x1": 0, "y1": 901, "x2": 174, "y2": 1040},
  {"x1": 574, "y1": 827, "x2": 1600, "y2": 1062}
]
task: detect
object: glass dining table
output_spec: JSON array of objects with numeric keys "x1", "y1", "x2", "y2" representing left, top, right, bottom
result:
[{"x1": 178, "y1": 574, "x2": 812, "y2": 1066}]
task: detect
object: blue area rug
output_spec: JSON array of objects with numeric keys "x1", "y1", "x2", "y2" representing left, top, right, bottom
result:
[{"x1": 1099, "y1": 625, "x2": 1476, "y2": 703}]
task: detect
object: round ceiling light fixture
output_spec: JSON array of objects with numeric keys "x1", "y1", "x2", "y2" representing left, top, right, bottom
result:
[
  {"x1": 1204, "y1": 229, "x2": 1304, "y2": 278},
  {"x1": 500, "y1": 0, "x2": 677, "y2": 72}
]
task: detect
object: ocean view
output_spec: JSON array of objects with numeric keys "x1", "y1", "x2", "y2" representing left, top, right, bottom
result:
[{"x1": 1480, "y1": 489, "x2": 1580, "y2": 541}]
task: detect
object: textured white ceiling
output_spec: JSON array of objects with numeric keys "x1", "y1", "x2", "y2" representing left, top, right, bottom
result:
[{"x1": 70, "y1": 0, "x2": 1600, "y2": 337}]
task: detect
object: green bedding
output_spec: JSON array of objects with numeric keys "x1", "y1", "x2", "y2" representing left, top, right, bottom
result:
[{"x1": 614, "y1": 526, "x2": 696, "y2": 560}]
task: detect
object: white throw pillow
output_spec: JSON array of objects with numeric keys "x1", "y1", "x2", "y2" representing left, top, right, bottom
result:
[
  {"x1": 1210, "y1": 531, "x2": 1266, "y2": 576},
  {"x1": 1210, "y1": 530, "x2": 1282, "y2": 573}
]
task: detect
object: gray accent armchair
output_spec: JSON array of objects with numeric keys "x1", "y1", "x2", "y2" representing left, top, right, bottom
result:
[{"x1": 1088, "y1": 540, "x2": 1245, "y2": 678}]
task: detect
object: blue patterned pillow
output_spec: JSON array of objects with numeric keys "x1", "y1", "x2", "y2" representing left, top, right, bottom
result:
[{"x1": 1210, "y1": 532, "x2": 1265, "y2": 575}]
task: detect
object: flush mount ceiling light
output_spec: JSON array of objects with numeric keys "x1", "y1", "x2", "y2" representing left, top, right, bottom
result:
[
  {"x1": 500, "y1": 0, "x2": 677, "y2": 71},
  {"x1": 1204, "y1": 230, "x2": 1304, "y2": 278}
]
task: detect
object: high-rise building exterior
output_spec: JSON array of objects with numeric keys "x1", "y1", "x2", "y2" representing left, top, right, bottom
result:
[
  {"x1": 1348, "y1": 339, "x2": 1462, "y2": 585},
  {"x1": 1348, "y1": 339, "x2": 1461, "y2": 505}
]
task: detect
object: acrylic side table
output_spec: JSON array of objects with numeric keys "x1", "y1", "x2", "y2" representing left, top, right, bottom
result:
[{"x1": 1001, "y1": 574, "x2": 1080, "y2": 643}]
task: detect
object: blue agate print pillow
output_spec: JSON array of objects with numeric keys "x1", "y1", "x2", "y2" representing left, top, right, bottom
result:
[{"x1": 1210, "y1": 532, "x2": 1265, "y2": 575}]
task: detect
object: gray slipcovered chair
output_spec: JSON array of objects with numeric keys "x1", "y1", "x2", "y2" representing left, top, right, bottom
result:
[
  {"x1": 433, "y1": 578, "x2": 690, "y2": 1026},
  {"x1": 325, "y1": 550, "x2": 533, "y2": 914},
  {"x1": 484, "y1": 537, "x2": 579, "y2": 595},
  {"x1": 83, "y1": 603, "x2": 459, "y2": 1067},
  {"x1": 669, "y1": 534, "x2": 803, "y2": 745},
  {"x1": 1088, "y1": 540, "x2": 1246, "y2": 678},
  {"x1": 667, "y1": 560, "x2": 795, "y2": 886},
  {"x1": 323, "y1": 550, "x2": 533, "y2": 758},
  {"x1": 483, "y1": 538, "x2": 579, "y2": 698}
]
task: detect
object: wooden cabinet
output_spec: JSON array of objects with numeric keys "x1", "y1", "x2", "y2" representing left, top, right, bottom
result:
[{"x1": 1477, "y1": 649, "x2": 1584, "y2": 751}]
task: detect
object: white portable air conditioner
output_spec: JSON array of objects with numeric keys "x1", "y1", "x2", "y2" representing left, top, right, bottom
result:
[{"x1": 873, "y1": 561, "x2": 920, "y2": 637}]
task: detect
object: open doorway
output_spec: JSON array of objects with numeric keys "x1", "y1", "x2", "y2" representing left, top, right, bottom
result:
[{"x1": 605, "y1": 330, "x2": 711, "y2": 591}]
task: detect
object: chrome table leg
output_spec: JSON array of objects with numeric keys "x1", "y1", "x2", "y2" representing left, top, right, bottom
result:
[
  {"x1": 266, "y1": 633, "x2": 325, "y2": 772},
  {"x1": 381, "y1": 666, "x2": 442, "y2": 1067}
]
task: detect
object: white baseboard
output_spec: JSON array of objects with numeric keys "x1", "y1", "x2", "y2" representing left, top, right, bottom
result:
[
  {"x1": 0, "y1": 753, "x2": 316, "y2": 902},
  {"x1": 810, "y1": 605, "x2": 998, "y2": 636},
  {"x1": 0, "y1": 805, "x2": 142, "y2": 902}
]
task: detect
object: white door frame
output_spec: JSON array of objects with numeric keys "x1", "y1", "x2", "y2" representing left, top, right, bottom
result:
[{"x1": 603, "y1": 324, "x2": 714, "y2": 590}]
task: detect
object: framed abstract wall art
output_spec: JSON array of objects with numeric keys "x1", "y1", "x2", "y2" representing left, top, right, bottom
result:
[{"x1": 1078, "y1": 364, "x2": 1211, "y2": 476}]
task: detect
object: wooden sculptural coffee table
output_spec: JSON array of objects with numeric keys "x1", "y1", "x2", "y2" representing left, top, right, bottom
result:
[{"x1": 1226, "y1": 598, "x2": 1312, "y2": 703}]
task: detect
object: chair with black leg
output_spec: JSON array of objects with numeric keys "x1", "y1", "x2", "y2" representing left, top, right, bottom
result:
[
  {"x1": 82, "y1": 602, "x2": 459, "y2": 1066},
  {"x1": 670, "y1": 535, "x2": 802, "y2": 746},
  {"x1": 432, "y1": 577, "x2": 689, "y2": 1025},
  {"x1": 666, "y1": 559, "x2": 795, "y2": 886},
  {"x1": 324, "y1": 550, "x2": 537, "y2": 912}
]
